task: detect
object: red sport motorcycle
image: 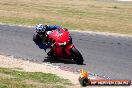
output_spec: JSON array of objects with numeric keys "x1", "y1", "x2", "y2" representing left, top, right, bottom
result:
[{"x1": 45, "y1": 28, "x2": 84, "y2": 65}]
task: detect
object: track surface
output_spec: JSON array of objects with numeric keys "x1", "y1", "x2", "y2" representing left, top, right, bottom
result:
[{"x1": 0, "y1": 24, "x2": 132, "y2": 80}]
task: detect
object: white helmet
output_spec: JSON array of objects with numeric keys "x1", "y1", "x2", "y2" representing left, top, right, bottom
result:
[{"x1": 35, "y1": 24, "x2": 46, "y2": 33}]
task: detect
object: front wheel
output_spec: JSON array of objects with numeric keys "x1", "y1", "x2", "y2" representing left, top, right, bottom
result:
[{"x1": 71, "y1": 47, "x2": 84, "y2": 65}]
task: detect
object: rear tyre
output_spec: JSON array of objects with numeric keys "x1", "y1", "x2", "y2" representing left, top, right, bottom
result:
[{"x1": 71, "y1": 47, "x2": 84, "y2": 65}]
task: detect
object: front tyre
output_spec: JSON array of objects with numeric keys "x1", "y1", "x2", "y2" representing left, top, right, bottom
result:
[{"x1": 71, "y1": 47, "x2": 84, "y2": 65}]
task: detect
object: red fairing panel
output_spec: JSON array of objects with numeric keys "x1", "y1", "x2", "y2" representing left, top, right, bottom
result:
[{"x1": 64, "y1": 44, "x2": 74, "y2": 57}]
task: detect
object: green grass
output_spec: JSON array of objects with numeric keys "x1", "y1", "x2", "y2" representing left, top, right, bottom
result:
[
  {"x1": 0, "y1": 67, "x2": 71, "y2": 88},
  {"x1": 0, "y1": 0, "x2": 132, "y2": 34}
]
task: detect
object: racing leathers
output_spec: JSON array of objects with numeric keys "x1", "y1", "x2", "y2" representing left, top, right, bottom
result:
[{"x1": 33, "y1": 25, "x2": 62, "y2": 52}]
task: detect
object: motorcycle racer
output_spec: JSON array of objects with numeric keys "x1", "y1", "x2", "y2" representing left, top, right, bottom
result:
[
  {"x1": 33, "y1": 24, "x2": 63, "y2": 56},
  {"x1": 33, "y1": 24, "x2": 84, "y2": 64}
]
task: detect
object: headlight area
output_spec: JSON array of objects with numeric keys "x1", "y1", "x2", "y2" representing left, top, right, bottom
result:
[{"x1": 58, "y1": 42, "x2": 66, "y2": 46}]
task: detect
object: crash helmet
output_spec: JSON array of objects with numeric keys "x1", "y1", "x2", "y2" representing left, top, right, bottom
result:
[{"x1": 35, "y1": 24, "x2": 46, "y2": 34}]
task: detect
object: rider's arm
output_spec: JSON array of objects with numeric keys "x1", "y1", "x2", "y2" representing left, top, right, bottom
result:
[
  {"x1": 33, "y1": 34, "x2": 40, "y2": 44},
  {"x1": 33, "y1": 34, "x2": 48, "y2": 50},
  {"x1": 46, "y1": 25, "x2": 62, "y2": 31}
]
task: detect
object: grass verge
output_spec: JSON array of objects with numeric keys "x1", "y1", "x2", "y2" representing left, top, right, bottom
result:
[
  {"x1": 0, "y1": 67, "x2": 71, "y2": 88},
  {"x1": 0, "y1": 0, "x2": 132, "y2": 34}
]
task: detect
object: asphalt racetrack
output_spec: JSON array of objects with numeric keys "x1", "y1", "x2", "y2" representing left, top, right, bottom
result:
[{"x1": 0, "y1": 24, "x2": 132, "y2": 80}]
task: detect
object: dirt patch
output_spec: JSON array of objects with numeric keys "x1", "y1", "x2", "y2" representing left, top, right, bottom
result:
[{"x1": 0, "y1": 55, "x2": 80, "y2": 85}]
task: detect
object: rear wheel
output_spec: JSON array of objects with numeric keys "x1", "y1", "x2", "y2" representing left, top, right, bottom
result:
[{"x1": 71, "y1": 47, "x2": 84, "y2": 65}]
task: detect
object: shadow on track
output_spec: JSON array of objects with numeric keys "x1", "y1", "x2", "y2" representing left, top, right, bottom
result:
[{"x1": 43, "y1": 56, "x2": 85, "y2": 65}]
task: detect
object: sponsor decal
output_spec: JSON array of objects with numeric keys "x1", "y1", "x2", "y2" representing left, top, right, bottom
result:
[{"x1": 79, "y1": 68, "x2": 131, "y2": 86}]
